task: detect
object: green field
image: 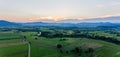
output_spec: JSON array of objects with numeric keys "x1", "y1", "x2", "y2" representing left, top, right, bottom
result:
[
  {"x1": 0, "y1": 44, "x2": 28, "y2": 57},
  {"x1": 0, "y1": 31, "x2": 28, "y2": 57},
  {"x1": 29, "y1": 38, "x2": 120, "y2": 57},
  {"x1": 0, "y1": 28, "x2": 120, "y2": 57},
  {"x1": 0, "y1": 31, "x2": 20, "y2": 39},
  {"x1": 21, "y1": 31, "x2": 120, "y2": 57}
]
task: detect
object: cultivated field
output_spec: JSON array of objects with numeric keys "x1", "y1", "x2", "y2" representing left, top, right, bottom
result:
[{"x1": 0, "y1": 27, "x2": 120, "y2": 57}]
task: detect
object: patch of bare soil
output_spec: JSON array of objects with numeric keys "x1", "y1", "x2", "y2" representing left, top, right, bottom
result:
[
  {"x1": 82, "y1": 42, "x2": 103, "y2": 49},
  {"x1": 0, "y1": 42, "x2": 27, "y2": 48}
]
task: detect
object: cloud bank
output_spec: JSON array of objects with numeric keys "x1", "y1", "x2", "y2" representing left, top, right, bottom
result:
[{"x1": 28, "y1": 13, "x2": 120, "y2": 22}]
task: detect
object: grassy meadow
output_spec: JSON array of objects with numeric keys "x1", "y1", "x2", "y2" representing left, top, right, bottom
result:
[{"x1": 0, "y1": 28, "x2": 120, "y2": 57}]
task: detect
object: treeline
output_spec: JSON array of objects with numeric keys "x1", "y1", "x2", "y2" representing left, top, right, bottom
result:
[
  {"x1": 0, "y1": 38, "x2": 22, "y2": 40},
  {"x1": 56, "y1": 44, "x2": 95, "y2": 57},
  {"x1": 40, "y1": 31, "x2": 120, "y2": 45},
  {"x1": 104, "y1": 30, "x2": 120, "y2": 36},
  {"x1": 0, "y1": 36, "x2": 25, "y2": 40}
]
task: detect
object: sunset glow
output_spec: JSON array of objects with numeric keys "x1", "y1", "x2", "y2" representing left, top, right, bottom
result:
[{"x1": 0, "y1": 0, "x2": 120, "y2": 22}]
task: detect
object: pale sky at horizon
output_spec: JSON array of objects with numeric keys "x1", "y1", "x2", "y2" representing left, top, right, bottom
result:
[{"x1": 0, "y1": 0, "x2": 120, "y2": 22}]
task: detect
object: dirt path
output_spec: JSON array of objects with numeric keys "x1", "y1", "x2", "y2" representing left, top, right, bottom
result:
[{"x1": 28, "y1": 42, "x2": 30, "y2": 57}]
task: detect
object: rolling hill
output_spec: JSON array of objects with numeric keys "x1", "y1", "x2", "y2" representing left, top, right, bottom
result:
[{"x1": 0, "y1": 20, "x2": 21, "y2": 27}]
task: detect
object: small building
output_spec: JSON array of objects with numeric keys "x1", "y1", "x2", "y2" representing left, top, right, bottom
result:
[{"x1": 37, "y1": 32, "x2": 41, "y2": 36}]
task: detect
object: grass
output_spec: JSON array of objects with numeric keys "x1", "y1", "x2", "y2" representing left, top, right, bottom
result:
[
  {"x1": 0, "y1": 31, "x2": 27, "y2": 57},
  {"x1": 0, "y1": 31, "x2": 21, "y2": 39},
  {"x1": 30, "y1": 38, "x2": 120, "y2": 57},
  {"x1": 0, "y1": 44, "x2": 28, "y2": 57},
  {"x1": 0, "y1": 31, "x2": 23, "y2": 44},
  {"x1": 1, "y1": 31, "x2": 120, "y2": 57},
  {"x1": 31, "y1": 45, "x2": 60, "y2": 57},
  {"x1": 0, "y1": 39, "x2": 23, "y2": 44},
  {"x1": 19, "y1": 31, "x2": 120, "y2": 57}
]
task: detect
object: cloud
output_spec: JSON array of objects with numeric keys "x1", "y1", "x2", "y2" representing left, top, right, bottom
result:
[
  {"x1": 76, "y1": 13, "x2": 120, "y2": 20},
  {"x1": 1, "y1": 13, "x2": 120, "y2": 22},
  {"x1": 28, "y1": 16, "x2": 65, "y2": 22},
  {"x1": 96, "y1": 4, "x2": 105, "y2": 8},
  {"x1": 96, "y1": 1, "x2": 120, "y2": 8},
  {"x1": 28, "y1": 13, "x2": 120, "y2": 22},
  {"x1": 111, "y1": 2, "x2": 120, "y2": 6},
  {"x1": 94, "y1": 13, "x2": 120, "y2": 18},
  {"x1": 0, "y1": 16, "x2": 28, "y2": 22}
]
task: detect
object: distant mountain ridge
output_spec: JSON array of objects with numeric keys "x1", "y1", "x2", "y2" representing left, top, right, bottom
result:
[
  {"x1": 57, "y1": 16, "x2": 120, "y2": 23},
  {"x1": 0, "y1": 20, "x2": 21, "y2": 27},
  {"x1": 0, "y1": 16, "x2": 120, "y2": 27}
]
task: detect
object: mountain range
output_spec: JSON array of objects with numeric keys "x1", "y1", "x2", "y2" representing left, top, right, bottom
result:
[
  {"x1": 56, "y1": 16, "x2": 120, "y2": 23},
  {"x1": 0, "y1": 20, "x2": 21, "y2": 27},
  {"x1": 0, "y1": 16, "x2": 120, "y2": 27}
]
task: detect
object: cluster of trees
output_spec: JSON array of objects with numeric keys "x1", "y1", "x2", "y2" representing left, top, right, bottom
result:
[
  {"x1": 105, "y1": 31, "x2": 120, "y2": 36},
  {"x1": 16, "y1": 27, "x2": 120, "y2": 46},
  {"x1": 72, "y1": 33, "x2": 120, "y2": 45},
  {"x1": 40, "y1": 30, "x2": 120, "y2": 45},
  {"x1": 56, "y1": 44, "x2": 95, "y2": 57}
]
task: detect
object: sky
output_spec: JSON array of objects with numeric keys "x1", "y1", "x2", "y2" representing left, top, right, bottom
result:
[{"x1": 0, "y1": 0, "x2": 120, "y2": 22}]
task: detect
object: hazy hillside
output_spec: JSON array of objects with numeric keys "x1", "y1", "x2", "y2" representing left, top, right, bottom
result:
[
  {"x1": 80, "y1": 16, "x2": 120, "y2": 23},
  {"x1": 0, "y1": 19, "x2": 120, "y2": 28},
  {"x1": 57, "y1": 16, "x2": 120, "y2": 23},
  {"x1": 0, "y1": 20, "x2": 21, "y2": 27}
]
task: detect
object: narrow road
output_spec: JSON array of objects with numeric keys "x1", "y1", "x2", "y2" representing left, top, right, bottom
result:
[{"x1": 28, "y1": 42, "x2": 31, "y2": 57}]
